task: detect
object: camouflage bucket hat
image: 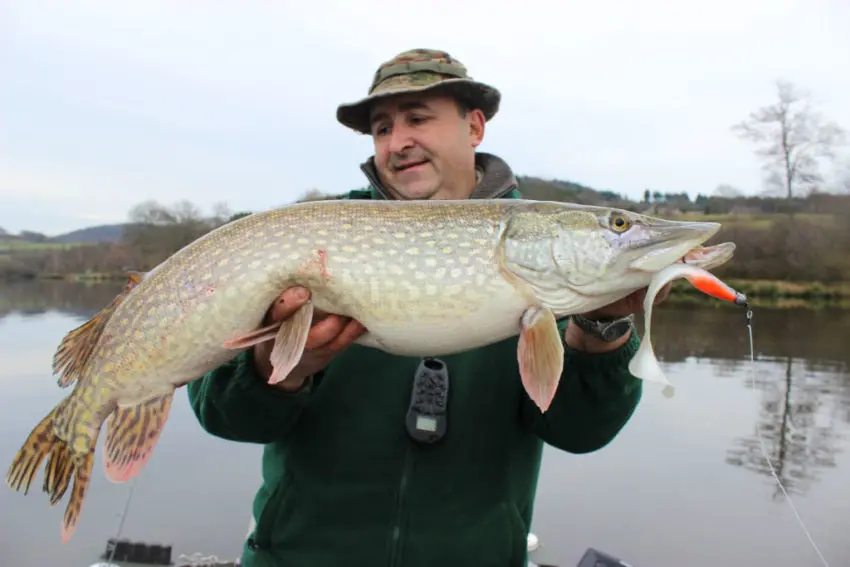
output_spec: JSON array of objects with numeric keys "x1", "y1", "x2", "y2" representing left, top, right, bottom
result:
[{"x1": 336, "y1": 48, "x2": 501, "y2": 135}]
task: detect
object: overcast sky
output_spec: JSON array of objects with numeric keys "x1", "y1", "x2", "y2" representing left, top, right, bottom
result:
[{"x1": 1, "y1": 0, "x2": 848, "y2": 236}]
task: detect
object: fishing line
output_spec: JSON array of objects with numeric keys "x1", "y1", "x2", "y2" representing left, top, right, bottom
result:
[
  {"x1": 105, "y1": 476, "x2": 138, "y2": 564},
  {"x1": 744, "y1": 307, "x2": 831, "y2": 567},
  {"x1": 104, "y1": 475, "x2": 237, "y2": 566}
]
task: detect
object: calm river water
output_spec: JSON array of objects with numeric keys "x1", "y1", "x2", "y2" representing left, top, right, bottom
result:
[{"x1": 0, "y1": 280, "x2": 848, "y2": 567}]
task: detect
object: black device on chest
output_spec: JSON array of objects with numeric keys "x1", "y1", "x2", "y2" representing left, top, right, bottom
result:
[{"x1": 406, "y1": 357, "x2": 449, "y2": 444}]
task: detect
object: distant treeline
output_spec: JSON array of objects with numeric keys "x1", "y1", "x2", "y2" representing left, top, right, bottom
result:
[
  {"x1": 1, "y1": 183, "x2": 850, "y2": 288},
  {"x1": 513, "y1": 176, "x2": 850, "y2": 216}
]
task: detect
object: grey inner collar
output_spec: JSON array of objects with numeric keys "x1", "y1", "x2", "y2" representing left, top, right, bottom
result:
[{"x1": 359, "y1": 152, "x2": 518, "y2": 200}]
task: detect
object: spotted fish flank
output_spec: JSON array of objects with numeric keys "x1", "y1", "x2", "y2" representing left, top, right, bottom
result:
[{"x1": 5, "y1": 197, "x2": 735, "y2": 542}]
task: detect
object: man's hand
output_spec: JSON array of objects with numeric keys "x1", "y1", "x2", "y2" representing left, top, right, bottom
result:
[
  {"x1": 253, "y1": 286, "x2": 367, "y2": 391},
  {"x1": 584, "y1": 282, "x2": 673, "y2": 320},
  {"x1": 564, "y1": 283, "x2": 672, "y2": 354}
]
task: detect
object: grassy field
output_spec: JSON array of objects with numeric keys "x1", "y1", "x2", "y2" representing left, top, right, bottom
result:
[
  {"x1": 659, "y1": 212, "x2": 848, "y2": 306},
  {"x1": 0, "y1": 239, "x2": 97, "y2": 277},
  {"x1": 670, "y1": 211, "x2": 835, "y2": 227},
  {"x1": 667, "y1": 277, "x2": 850, "y2": 310},
  {"x1": 0, "y1": 239, "x2": 90, "y2": 252}
]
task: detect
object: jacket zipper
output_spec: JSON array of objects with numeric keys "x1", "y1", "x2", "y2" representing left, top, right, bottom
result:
[{"x1": 388, "y1": 445, "x2": 415, "y2": 566}]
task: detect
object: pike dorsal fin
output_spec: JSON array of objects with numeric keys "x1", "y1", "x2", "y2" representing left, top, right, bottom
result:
[{"x1": 52, "y1": 270, "x2": 146, "y2": 388}]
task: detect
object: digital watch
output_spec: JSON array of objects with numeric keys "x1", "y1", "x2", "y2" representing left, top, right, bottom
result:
[{"x1": 570, "y1": 313, "x2": 635, "y2": 342}]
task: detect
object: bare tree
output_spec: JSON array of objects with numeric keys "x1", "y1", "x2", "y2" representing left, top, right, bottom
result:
[
  {"x1": 726, "y1": 356, "x2": 847, "y2": 500},
  {"x1": 732, "y1": 79, "x2": 845, "y2": 199},
  {"x1": 122, "y1": 199, "x2": 234, "y2": 269},
  {"x1": 713, "y1": 183, "x2": 743, "y2": 198},
  {"x1": 210, "y1": 201, "x2": 233, "y2": 225},
  {"x1": 128, "y1": 200, "x2": 175, "y2": 225},
  {"x1": 835, "y1": 161, "x2": 850, "y2": 194},
  {"x1": 296, "y1": 187, "x2": 341, "y2": 202}
]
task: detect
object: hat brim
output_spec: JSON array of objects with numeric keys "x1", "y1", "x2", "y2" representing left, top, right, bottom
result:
[{"x1": 336, "y1": 78, "x2": 501, "y2": 135}]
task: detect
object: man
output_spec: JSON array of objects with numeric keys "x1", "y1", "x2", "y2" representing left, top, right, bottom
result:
[{"x1": 187, "y1": 48, "x2": 668, "y2": 567}]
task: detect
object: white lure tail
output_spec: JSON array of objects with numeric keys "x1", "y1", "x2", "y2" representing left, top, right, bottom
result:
[{"x1": 628, "y1": 262, "x2": 746, "y2": 397}]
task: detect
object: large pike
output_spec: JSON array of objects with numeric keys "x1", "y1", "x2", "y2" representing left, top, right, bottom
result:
[{"x1": 6, "y1": 198, "x2": 734, "y2": 541}]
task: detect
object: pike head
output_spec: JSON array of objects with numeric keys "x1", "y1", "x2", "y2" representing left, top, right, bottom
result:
[{"x1": 500, "y1": 203, "x2": 723, "y2": 315}]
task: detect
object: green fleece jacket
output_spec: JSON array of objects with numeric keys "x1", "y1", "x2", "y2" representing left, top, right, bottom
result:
[{"x1": 186, "y1": 153, "x2": 643, "y2": 567}]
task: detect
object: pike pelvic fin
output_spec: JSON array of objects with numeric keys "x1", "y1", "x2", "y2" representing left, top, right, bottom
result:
[
  {"x1": 103, "y1": 391, "x2": 174, "y2": 484},
  {"x1": 222, "y1": 301, "x2": 314, "y2": 385},
  {"x1": 222, "y1": 319, "x2": 284, "y2": 349},
  {"x1": 5, "y1": 402, "x2": 98, "y2": 543},
  {"x1": 52, "y1": 270, "x2": 146, "y2": 388},
  {"x1": 268, "y1": 301, "x2": 314, "y2": 384},
  {"x1": 517, "y1": 306, "x2": 564, "y2": 413}
]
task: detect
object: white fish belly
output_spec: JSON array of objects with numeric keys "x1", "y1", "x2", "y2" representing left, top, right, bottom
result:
[{"x1": 352, "y1": 290, "x2": 531, "y2": 356}]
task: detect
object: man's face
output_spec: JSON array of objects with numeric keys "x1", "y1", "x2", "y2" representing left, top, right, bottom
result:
[{"x1": 368, "y1": 92, "x2": 485, "y2": 200}]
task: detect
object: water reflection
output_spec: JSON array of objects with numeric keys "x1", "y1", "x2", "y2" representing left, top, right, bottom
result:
[
  {"x1": 639, "y1": 304, "x2": 850, "y2": 500},
  {"x1": 726, "y1": 355, "x2": 848, "y2": 498},
  {"x1": 637, "y1": 304, "x2": 850, "y2": 366},
  {"x1": 0, "y1": 279, "x2": 125, "y2": 320},
  {"x1": 1, "y1": 281, "x2": 848, "y2": 566}
]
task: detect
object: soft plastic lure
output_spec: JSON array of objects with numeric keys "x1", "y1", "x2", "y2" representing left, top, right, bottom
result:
[{"x1": 627, "y1": 262, "x2": 747, "y2": 396}]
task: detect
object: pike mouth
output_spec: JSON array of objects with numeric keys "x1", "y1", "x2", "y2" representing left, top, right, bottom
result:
[
  {"x1": 680, "y1": 242, "x2": 736, "y2": 270},
  {"x1": 629, "y1": 220, "x2": 721, "y2": 272}
]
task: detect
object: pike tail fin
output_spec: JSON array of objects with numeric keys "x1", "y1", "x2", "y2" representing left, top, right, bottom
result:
[
  {"x1": 103, "y1": 391, "x2": 174, "y2": 484},
  {"x1": 6, "y1": 403, "x2": 98, "y2": 543}
]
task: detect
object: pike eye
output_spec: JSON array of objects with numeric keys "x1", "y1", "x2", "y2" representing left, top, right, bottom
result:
[{"x1": 609, "y1": 214, "x2": 631, "y2": 233}]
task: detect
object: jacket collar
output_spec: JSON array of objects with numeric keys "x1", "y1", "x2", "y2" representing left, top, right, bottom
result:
[{"x1": 358, "y1": 152, "x2": 518, "y2": 201}]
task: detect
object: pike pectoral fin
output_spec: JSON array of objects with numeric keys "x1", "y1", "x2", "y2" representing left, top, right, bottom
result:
[
  {"x1": 517, "y1": 306, "x2": 564, "y2": 413},
  {"x1": 52, "y1": 270, "x2": 145, "y2": 388},
  {"x1": 6, "y1": 402, "x2": 98, "y2": 543},
  {"x1": 103, "y1": 392, "x2": 174, "y2": 484},
  {"x1": 268, "y1": 301, "x2": 314, "y2": 385}
]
